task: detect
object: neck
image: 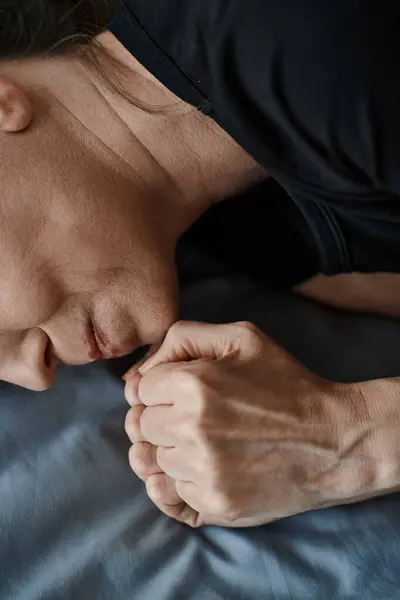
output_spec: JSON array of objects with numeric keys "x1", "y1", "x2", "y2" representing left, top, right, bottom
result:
[
  {"x1": 95, "y1": 32, "x2": 265, "y2": 208},
  {"x1": 3, "y1": 35, "x2": 265, "y2": 237}
]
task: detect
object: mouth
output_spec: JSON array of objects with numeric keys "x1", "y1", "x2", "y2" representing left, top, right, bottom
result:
[
  {"x1": 86, "y1": 314, "x2": 138, "y2": 361},
  {"x1": 86, "y1": 317, "x2": 104, "y2": 361}
]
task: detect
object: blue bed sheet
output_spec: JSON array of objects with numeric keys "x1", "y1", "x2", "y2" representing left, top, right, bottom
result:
[{"x1": 1, "y1": 272, "x2": 400, "y2": 600}]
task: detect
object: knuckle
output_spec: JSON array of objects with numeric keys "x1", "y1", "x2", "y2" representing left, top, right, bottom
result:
[
  {"x1": 166, "y1": 320, "x2": 189, "y2": 341},
  {"x1": 233, "y1": 321, "x2": 265, "y2": 351},
  {"x1": 196, "y1": 456, "x2": 221, "y2": 491},
  {"x1": 146, "y1": 473, "x2": 166, "y2": 502},
  {"x1": 124, "y1": 409, "x2": 133, "y2": 431},
  {"x1": 128, "y1": 444, "x2": 153, "y2": 479},
  {"x1": 172, "y1": 368, "x2": 208, "y2": 401},
  {"x1": 124, "y1": 373, "x2": 142, "y2": 406},
  {"x1": 208, "y1": 454, "x2": 227, "y2": 483},
  {"x1": 201, "y1": 460, "x2": 242, "y2": 519},
  {"x1": 235, "y1": 320, "x2": 258, "y2": 331},
  {"x1": 125, "y1": 407, "x2": 144, "y2": 440},
  {"x1": 234, "y1": 320, "x2": 261, "y2": 336},
  {"x1": 208, "y1": 491, "x2": 236, "y2": 519}
]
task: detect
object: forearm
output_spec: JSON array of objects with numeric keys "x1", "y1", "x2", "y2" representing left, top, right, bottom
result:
[{"x1": 296, "y1": 272, "x2": 400, "y2": 319}]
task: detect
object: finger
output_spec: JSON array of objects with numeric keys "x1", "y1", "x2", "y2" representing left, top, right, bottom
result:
[
  {"x1": 123, "y1": 343, "x2": 163, "y2": 381},
  {"x1": 140, "y1": 405, "x2": 178, "y2": 446},
  {"x1": 146, "y1": 473, "x2": 203, "y2": 528},
  {"x1": 128, "y1": 442, "x2": 160, "y2": 481},
  {"x1": 125, "y1": 406, "x2": 146, "y2": 443},
  {"x1": 124, "y1": 372, "x2": 143, "y2": 407},
  {"x1": 138, "y1": 362, "x2": 182, "y2": 407},
  {"x1": 175, "y1": 482, "x2": 227, "y2": 527},
  {"x1": 156, "y1": 446, "x2": 195, "y2": 481},
  {"x1": 138, "y1": 321, "x2": 247, "y2": 374},
  {"x1": 175, "y1": 481, "x2": 206, "y2": 515},
  {"x1": 146, "y1": 473, "x2": 184, "y2": 508}
]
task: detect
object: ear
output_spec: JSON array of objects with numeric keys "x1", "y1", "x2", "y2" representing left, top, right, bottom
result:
[{"x1": 0, "y1": 77, "x2": 33, "y2": 132}]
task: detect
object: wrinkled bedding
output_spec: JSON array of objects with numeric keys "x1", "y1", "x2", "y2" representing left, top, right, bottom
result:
[{"x1": 1, "y1": 197, "x2": 400, "y2": 600}]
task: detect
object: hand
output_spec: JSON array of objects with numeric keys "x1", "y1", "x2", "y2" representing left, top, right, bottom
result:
[{"x1": 124, "y1": 321, "x2": 397, "y2": 528}]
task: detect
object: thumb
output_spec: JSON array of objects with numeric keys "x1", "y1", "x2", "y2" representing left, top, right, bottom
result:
[
  {"x1": 138, "y1": 320, "x2": 260, "y2": 375},
  {"x1": 122, "y1": 342, "x2": 162, "y2": 382}
]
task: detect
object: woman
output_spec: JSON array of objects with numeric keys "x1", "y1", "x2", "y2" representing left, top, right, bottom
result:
[{"x1": 1, "y1": 0, "x2": 400, "y2": 528}]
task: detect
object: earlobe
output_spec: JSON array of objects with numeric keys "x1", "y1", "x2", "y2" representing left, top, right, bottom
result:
[{"x1": 0, "y1": 77, "x2": 33, "y2": 132}]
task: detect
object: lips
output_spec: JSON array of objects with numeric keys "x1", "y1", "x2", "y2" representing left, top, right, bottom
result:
[
  {"x1": 86, "y1": 318, "x2": 103, "y2": 361},
  {"x1": 86, "y1": 315, "x2": 138, "y2": 361}
]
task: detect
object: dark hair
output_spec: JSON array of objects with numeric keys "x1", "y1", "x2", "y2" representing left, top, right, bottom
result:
[{"x1": 0, "y1": 1, "x2": 113, "y2": 59}]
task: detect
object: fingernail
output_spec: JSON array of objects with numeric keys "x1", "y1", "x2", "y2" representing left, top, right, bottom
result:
[
  {"x1": 122, "y1": 361, "x2": 145, "y2": 381},
  {"x1": 122, "y1": 341, "x2": 163, "y2": 381},
  {"x1": 122, "y1": 349, "x2": 153, "y2": 381}
]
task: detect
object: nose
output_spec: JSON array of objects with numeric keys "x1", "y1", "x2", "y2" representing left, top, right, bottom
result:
[{"x1": 0, "y1": 329, "x2": 57, "y2": 391}]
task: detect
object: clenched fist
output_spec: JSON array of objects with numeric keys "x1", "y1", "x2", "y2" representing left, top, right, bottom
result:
[{"x1": 124, "y1": 321, "x2": 398, "y2": 527}]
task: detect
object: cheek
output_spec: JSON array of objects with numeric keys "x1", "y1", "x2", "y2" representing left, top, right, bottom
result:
[
  {"x1": 57, "y1": 201, "x2": 163, "y2": 280},
  {"x1": 0, "y1": 264, "x2": 62, "y2": 330},
  {"x1": 93, "y1": 264, "x2": 179, "y2": 346},
  {"x1": 68, "y1": 204, "x2": 179, "y2": 328},
  {"x1": 137, "y1": 281, "x2": 179, "y2": 342}
]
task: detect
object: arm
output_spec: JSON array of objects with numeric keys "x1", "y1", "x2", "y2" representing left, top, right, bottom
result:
[
  {"x1": 124, "y1": 321, "x2": 400, "y2": 527},
  {"x1": 297, "y1": 273, "x2": 400, "y2": 320},
  {"x1": 332, "y1": 377, "x2": 400, "y2": 504}
]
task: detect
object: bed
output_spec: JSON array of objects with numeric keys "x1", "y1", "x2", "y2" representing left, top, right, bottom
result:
[{"x1": 1, "y1": 184, "x2": 400, "y2": 600}]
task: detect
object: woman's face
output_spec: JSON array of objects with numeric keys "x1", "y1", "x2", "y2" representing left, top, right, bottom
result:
[{"x1": 0, "y1": 68, "x2": 181, "y2": 391}]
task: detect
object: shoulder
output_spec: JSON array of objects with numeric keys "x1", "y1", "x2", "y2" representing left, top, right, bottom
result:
[
  {"x1": 119, "y1": 0, "x2": 400, "y2": 191},
  {"x1": 209, "y1": 0, "x2": 400, "y2": 191}
]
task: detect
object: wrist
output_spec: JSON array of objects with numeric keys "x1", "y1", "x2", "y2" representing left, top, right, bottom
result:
[{"x1": 322, "y1": 379, "x2": 400, "y2": 501}]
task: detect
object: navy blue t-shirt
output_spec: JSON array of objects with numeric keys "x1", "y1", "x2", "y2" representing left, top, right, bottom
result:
[{"x1": 111, "y1": 0, "x2": 400, "y2": 276}]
